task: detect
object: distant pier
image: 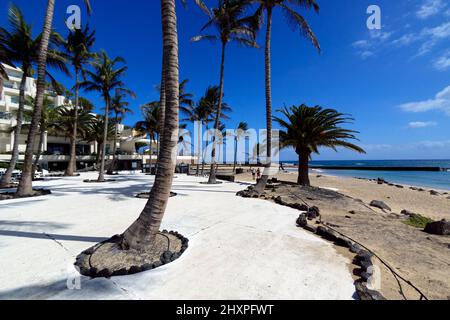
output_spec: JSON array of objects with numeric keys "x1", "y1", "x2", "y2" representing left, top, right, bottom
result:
[{"x1": 309, "y1": 166, "x2": 448, "y2": 172}]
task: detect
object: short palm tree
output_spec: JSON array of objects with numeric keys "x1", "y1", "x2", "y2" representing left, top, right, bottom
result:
[
  {"x1": 64, "y1": 24, "x2": 96, "y2": 176},
  {"x1": 17, "y1": 0, "x2": 91, "y2": 196},
  {"x1": 233, "y1": 121, "x2": 248, "y2": 172},
  {"x1": 49, "y1": 106, "x2": 94, "y2": 160},
  {"x1": 134, "y1": 101, "x2": 160, "y2": 175},
  {"x1": 84, "y1": 115, "x2": 115, "y2": 166},
  {"x1": 274, "y1": 105, "x2": 365, "y2": 186},
  {"x1": 80, "y1": 50, "x2": 133, "y2": 182},
  {"x1": 251, "y1": 0, "x2": 321, "y2": 193},
  {"x1": 0, "y1": 4, "x2": 68, "y2": 188},
  {"x1": 108, "y1": 89, "x2": 134, "y2": 174},
  {"x1": 192, "y1": 0, "x2": 257, "y2": 184}
]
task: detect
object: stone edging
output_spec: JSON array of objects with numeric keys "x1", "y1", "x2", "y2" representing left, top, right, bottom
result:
[
  {"x1": 75, "y1": 230, "x2": 189, "y2": 278},
  {"x1": 300, "y1": 222, "x2": 385, "y2": 300}
]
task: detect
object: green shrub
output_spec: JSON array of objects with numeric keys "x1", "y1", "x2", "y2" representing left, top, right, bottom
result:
[
  {"x1": 0, "y1": 162, "x2": 23, "y2": 170},
  {"x1": 403, "y1": 214, "x2": 434, "y2": 228}
]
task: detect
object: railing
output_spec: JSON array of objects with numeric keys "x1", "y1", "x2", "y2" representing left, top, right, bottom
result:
[{"x1": 0, "y1": 112, "x2": 12, "y2": 120}]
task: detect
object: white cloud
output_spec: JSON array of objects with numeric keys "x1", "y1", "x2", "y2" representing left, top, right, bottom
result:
[
  {"x1": 407, "y1": 121, "x2": 437, "y2": 128},
  {"x1": 391, "y1": 22, "x2": 450, "y2": 56},
  {"x1": 417, "y1": 0, "x2": 446, "y2": 19},
  {"x1": 434, "y1": 51, "x2": 450, "y2": 70},
  {"x1": 352, "y1": 31, "x2": 392, "y2": 59},
  {"x1": 399, "y1": 85, "x2": 450, "y2": 115}
]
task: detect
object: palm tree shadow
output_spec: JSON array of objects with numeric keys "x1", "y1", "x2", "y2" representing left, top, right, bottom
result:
[
  {"x1": 0, "y1": 230, "x2": 107, "y2": 243},
  {"x1": 0, "y1": 276, "x2": 122, "y2": 300}
]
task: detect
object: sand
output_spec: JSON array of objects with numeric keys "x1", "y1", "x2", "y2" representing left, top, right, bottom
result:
[
  {"x1": 237, "y1": 169, "x2": 450, "y2": 221},
  {"x1": 236, "y1": 169, "x2": 450, "y2": 300}
]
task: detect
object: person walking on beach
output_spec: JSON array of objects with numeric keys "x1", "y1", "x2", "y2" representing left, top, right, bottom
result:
[{"x1": 251, "y1": 168, "x2": 256, "y2": 180}]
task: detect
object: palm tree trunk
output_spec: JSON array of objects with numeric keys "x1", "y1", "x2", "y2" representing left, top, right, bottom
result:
[
  {"x1": 196, "y1": 121, "x2": 201, "y2": 175},
  {"x1": 121, "y1": 0, "x2": 180, "y2": 250},
  {"x1": 96, "y1": 142, "x2": 102, "y2": 166},
  {"x1": 148, "y1": 133, "x2": 153, "y2": 174},
  {"x1": 98, "y1": 95, "x2": 110, "y2": 182},
  {"x1": 298, "y1": 151, "x2": 310, "y2": 186},
  {"x1": 233, "y1": 137, "x2": 237, "y2": 173},
  {"x1": 0, "y1": 71, "x2": 27, "y2": 188},
  {"x1": 17, "y1": 1, "x2": 55, "y2": 196},
  {"x1": 159, "y1": 53, "x2": 167, "y2": 142},
  {"x1": 255, "y1": 7, "x2": 273, "y2": 193},
  {"x1": 65, "y1": 69, "x2": 79, "y2": 176},
  {"x1": 201, "y1": 122, "x2": 208, "y2": 175},
  {"x1": 207, "y1": 42, "x2": 226, "y2": 184},
  {"x1": 108, "y1": 113, "x2": 119, "y2": 174},
  {"x1": 33, "y1": 125, "x2": 46, "y2": 176}
]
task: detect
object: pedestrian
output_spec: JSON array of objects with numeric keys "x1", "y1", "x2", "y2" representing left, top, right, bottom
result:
[
  {"x1": 251, "y1": 168, "x2": 256, "y2": 180},
  {"x1": 256, "y1": 168, "x2": 261, "y2": 180}
]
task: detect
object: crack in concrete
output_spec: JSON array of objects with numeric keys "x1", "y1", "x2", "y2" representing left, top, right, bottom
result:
[{"x1": 43, "y1": 232, "x2": 72, "y2": 255}]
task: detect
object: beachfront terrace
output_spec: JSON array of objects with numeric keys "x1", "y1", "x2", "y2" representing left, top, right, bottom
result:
[{"x1": 0, "y1": 172, "x2": 355, "y2": 299}]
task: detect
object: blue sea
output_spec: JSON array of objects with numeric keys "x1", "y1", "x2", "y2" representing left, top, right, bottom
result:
[{"x1": 282, "y1": 160, "x2": 450, "y2": 191}]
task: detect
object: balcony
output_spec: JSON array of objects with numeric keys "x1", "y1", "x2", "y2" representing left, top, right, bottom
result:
[{"x1": 0, "y1": 112, "x2": 12, "y2": 120}]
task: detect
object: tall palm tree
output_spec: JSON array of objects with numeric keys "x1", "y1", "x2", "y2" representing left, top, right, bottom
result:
[
  {"x1": 119, "y1": 0, "x2": 181, "y2": 250},
  {"x1": 16, "y1": 0, "x2": 91, "y2": 196},
  {"x1": 23, "y1": 95, "x2": 58, "y2": 174},
  {"x1": 108, "y1": 89, "x2": 134, "y2": 174},
  {"x1": 198, "y1": 86, "x2": 231, "y2": 175},
  {"x1": 274, "y1": 104, "x2": 365, "y2": 186},
  {"x1": 134, "y1": 101, "x2": 160, "y2": 175},
  {"x1": 64, "y1": 24, "x2": 96, "y2": 176},
  {"x1": 182, "y1": 101, "x2": 212, "y2": 175},
  {"x1": 80, "y1": 50, "x2": 132, "y2": 182},
  {"x1": 216, "y1": 123, "x2": 227, "y2": 168},
  {"x1": 0, "y1": 4, "x2": 68, "y2": 188},
  {"x1": 251, "y1": 0, "x2": 320, "y2": 193},
  {"x1": 192, "y1": 0, "x2": 257, "y2": 184},
  {"x1": 233, "y1": 121, "x2": 248, "y2": 172}
]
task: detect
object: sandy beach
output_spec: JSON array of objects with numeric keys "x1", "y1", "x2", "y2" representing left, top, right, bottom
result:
[
  {"x1": 236, "y1": 169, "x2": 450, "y2": 300},
  {"x1": 237, "y1": 169, "x2": 450, "y2": 221}
]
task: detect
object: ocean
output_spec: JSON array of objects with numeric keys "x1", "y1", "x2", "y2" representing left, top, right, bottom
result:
[{"x1": 282, "y1": 160, "x2": 450, "y2": 191}]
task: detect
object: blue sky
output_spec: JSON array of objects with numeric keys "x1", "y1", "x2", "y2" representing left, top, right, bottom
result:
[{"x1": 1, "y1": 0, "x2": 449, "y2": 161}]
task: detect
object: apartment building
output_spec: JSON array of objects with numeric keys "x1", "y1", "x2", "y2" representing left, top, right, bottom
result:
[{"x1": 0, "y1": 63, "x2": 173, "y2": 172}]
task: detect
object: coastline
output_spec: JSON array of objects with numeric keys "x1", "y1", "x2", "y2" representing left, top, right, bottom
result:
[
  {"x1": 236, "y1": 169, "x2": 450, "y2": 300},
  {"x1": 236, "y1": 169, "x2": 450, "y2": 221}
]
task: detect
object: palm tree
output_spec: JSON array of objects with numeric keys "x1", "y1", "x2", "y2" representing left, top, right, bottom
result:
[
  {"x1": 84, "y1": 115, "x2": 115, "y2": 166},
  {"x1": 216, "y1": 123, "x2": 227, "y2": 168},
  {"x1": 192, "y1": 0, "x2": 257, "y2": 184},
  {"x1": 16, "y1": 0, "x2": 91, "y2": 196},
  {"x1": 80, "y1": 50, "x2": 132, "y2": 182},
  {"x1": 49, "y1": 106, "x2": 94, "y2": 164},
  {"x1": 134, "y1": 102, "x2": 160, "y2": 175},
  {"x1": 64, "y1": 24, "x2": 96, "y2": 176},
  {"x1": 274, "y1": 105, "x2": 365, "y2": 186},
  {"x1": 108, "y1": 89, "x2": 134, "y2": 174},
  {"x1": 119, "y1": 0, "x2": 181, "y2": 250},
  {"x1": 251, "y1": 0, "x2": 320, "y2": 193},
  {"x1": 0, "y1": 4, "x2": 68, "y2": 188},
  {"x1": 198, "y1": 86, "x2": 231, "y2": 175},
  {"x1": 233, "y1": 121, "x2": 248, "y2": 172},
  {"x1": 182, "y1": 100, "x2": 212, "y2": 175},
  {"x1": 23, "y1": 95, "x2": 58, "y2": 174}
]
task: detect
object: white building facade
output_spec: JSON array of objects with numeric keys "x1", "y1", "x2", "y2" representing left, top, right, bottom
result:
[{"x1": 0, "y1": 63, "x2": 190, "y2": 172}]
